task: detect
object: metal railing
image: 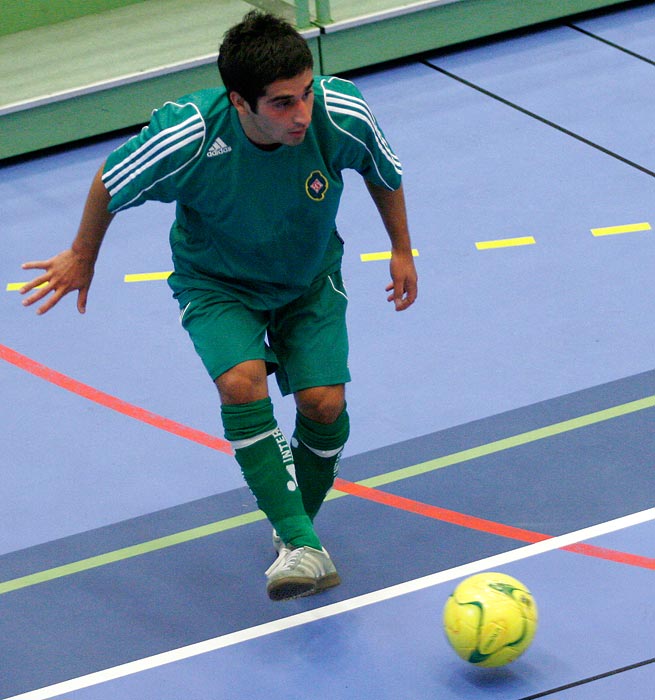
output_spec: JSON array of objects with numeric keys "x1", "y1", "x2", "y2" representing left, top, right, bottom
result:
[{"x1": 246, "y1": 0, "x2": 332, "y2": 28}]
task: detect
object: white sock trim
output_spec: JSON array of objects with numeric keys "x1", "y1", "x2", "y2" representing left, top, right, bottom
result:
[
  {"x1": 230, "y1": 428, "x2": 278, "y2": 451},
  {"x1": 304, "y1": 443, "x2": 344, "y2": 459}
]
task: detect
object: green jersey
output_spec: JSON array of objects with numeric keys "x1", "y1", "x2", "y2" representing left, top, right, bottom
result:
[{"x1": 102, "y1": 76, "x2": 402, "y2": 309}]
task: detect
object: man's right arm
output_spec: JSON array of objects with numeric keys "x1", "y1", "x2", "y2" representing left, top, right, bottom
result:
[{"x1": 21, "y1": 163, "x2": 114, "y2": 315}]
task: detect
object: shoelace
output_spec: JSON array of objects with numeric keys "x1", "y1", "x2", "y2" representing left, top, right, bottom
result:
[{"x1": 277, "y1": 548, "x2": 305, "y2": 572}]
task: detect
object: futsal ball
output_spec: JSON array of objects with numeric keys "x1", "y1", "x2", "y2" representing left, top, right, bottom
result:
[{"x1": 442, "y1": 572, "x2": 538, "y2": 667}]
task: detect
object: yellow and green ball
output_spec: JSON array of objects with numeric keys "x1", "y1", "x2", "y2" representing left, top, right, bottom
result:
[{"x1": 443, "y1": 572, "x2": 538, "y2": 667}]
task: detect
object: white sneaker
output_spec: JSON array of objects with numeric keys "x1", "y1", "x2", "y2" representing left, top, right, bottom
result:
[{"x1": 265, "y1": 546, "x2": 341, "y2": 601}]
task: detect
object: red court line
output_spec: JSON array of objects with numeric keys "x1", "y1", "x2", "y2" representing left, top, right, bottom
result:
[
  {"x1": 334, "y1": 478, "x2": 548, "y2": 543},
  {"x1": 333, "y1": 478, "x2": 655, "y2": 570},
  {"x1": 4, "y1": 343, "x2": 652, "y2": 569},
  {"x1": 564, "y1": 541, "x2": 655, "y2": 569},
  {"x1": 0, "y1": 343, "x2": 233, "y2": 455}
]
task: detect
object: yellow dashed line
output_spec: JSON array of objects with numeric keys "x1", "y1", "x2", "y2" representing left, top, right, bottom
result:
[
  {"x1": 591, "y1": 222, "x2": 651, "y2": 237},
  {"x1": 360, "y1": 249, "x2": 419, "y2": 262},
  {"x1": 5, "y1": 220, "x2": 654, "y2": 293},
  {"x1": 475, "y1": 236, "x2": 536, "y2": 250},
  {"x1": 6, "y1": 282, "x2": 46, "y2": 291},
  {"x1": 124, "y1": 271, "x2": 172, "y2": 283}
]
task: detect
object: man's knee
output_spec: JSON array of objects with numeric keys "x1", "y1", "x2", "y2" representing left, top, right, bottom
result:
[
  {"x1": 215, "y1": 360, "x2": 269, "y2": 405},
  {"x1": 295, "y1": 385, "x2": 345, "y2": 424}
]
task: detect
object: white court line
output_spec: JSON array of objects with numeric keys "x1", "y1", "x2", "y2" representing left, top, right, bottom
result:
[{"x1": 7, "y1": 507, "x2": 655, "y2": 700}]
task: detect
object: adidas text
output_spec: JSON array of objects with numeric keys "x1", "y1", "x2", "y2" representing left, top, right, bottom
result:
[{"x1": 207, "y1": 137, "x2": 232, "y2": 157}]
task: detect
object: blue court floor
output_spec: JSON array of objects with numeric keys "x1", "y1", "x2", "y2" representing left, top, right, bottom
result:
[{"x1": 2, "y1": 3, "x2": 655, "y2": 698}]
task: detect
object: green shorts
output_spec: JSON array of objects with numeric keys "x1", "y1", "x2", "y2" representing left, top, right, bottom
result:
[{"x1": 176, "y1": 270, "x2": 350, "y2": 395}]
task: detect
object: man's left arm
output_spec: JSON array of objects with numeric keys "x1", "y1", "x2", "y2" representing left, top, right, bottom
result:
[{"x1": 365, "y1": 181, "x2": 418, "y2": 311}]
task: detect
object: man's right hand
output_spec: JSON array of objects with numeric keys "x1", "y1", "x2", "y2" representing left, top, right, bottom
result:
[{"x1": 20, "y1": 248, "x2": 96, "y2": 315}]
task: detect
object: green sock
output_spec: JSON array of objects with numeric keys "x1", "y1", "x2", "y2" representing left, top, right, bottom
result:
[
  {"x1": 292, "y1": 406, "x2": 350, "y2": 520},
  {"x1": 221, "y1": 398, "x2": 320, "y2": 550}
]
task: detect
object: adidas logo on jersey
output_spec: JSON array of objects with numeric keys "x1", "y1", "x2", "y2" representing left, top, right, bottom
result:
[{"x1": 207, "y1": 137, "x2": 232, "y2": 157}]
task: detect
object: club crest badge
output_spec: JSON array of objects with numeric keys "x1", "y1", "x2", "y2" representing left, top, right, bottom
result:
[{"x1": 305, "y1": 170, "x2": 329, "y2": 201}]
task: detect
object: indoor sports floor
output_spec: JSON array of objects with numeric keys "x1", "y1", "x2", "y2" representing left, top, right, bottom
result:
[{"x1": 2, "y1": 3, "x2": 655, "y2": 698}]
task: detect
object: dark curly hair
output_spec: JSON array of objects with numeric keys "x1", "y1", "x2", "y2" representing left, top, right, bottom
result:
[{"x1": 218, "y1": 11, "x2": 314, "y2": 112}]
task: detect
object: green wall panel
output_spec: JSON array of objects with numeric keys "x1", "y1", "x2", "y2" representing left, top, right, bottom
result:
[
  {"x1": 0, "y1": 35, "x2": 320, "y2": 160},
  {"x1": 0, "y1": 64, "x2": 217, "y2": 160},
  {"x1": 0, "y1": 0, "x2": 143, "y2": 37},
  {"x1": 0, "y1": 1, "x2": 634, "y2": 159}
]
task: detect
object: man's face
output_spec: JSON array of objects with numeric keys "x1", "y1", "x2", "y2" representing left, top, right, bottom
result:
[{"x1": 232, "y1": 69, "x2": 314, "y2": 148}]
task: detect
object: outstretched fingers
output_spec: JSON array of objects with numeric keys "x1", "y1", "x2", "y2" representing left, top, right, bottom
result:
[{"x1": 20, "y1": 252, "x2": 93, "y2": 315}]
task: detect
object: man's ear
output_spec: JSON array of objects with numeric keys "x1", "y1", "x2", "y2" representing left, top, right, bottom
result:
[{"x1": 229, "y1": 90, "x2": 250, "y2": 115}]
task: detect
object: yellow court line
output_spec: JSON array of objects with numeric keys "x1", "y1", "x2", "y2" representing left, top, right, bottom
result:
[
  {"x1": 475, "y1": 236, "x2": 536, "y2": 250},
  {"x1": 360, "y1": 249, "x2": 419, "y2": 262},
  {"x1": 6, "y1": 282, "x2": 46, "y2": 291},
  {"x1": 124, "y1": 271, "x2": 172, "y2": 283},
  {"x1": 591, "y1": 222, "x2": 651, "y2": 237}
]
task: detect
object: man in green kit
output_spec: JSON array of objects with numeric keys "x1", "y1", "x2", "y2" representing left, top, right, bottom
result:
[{"x1": 21, "y1": 11, "x2": 418, "y2": 601}]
